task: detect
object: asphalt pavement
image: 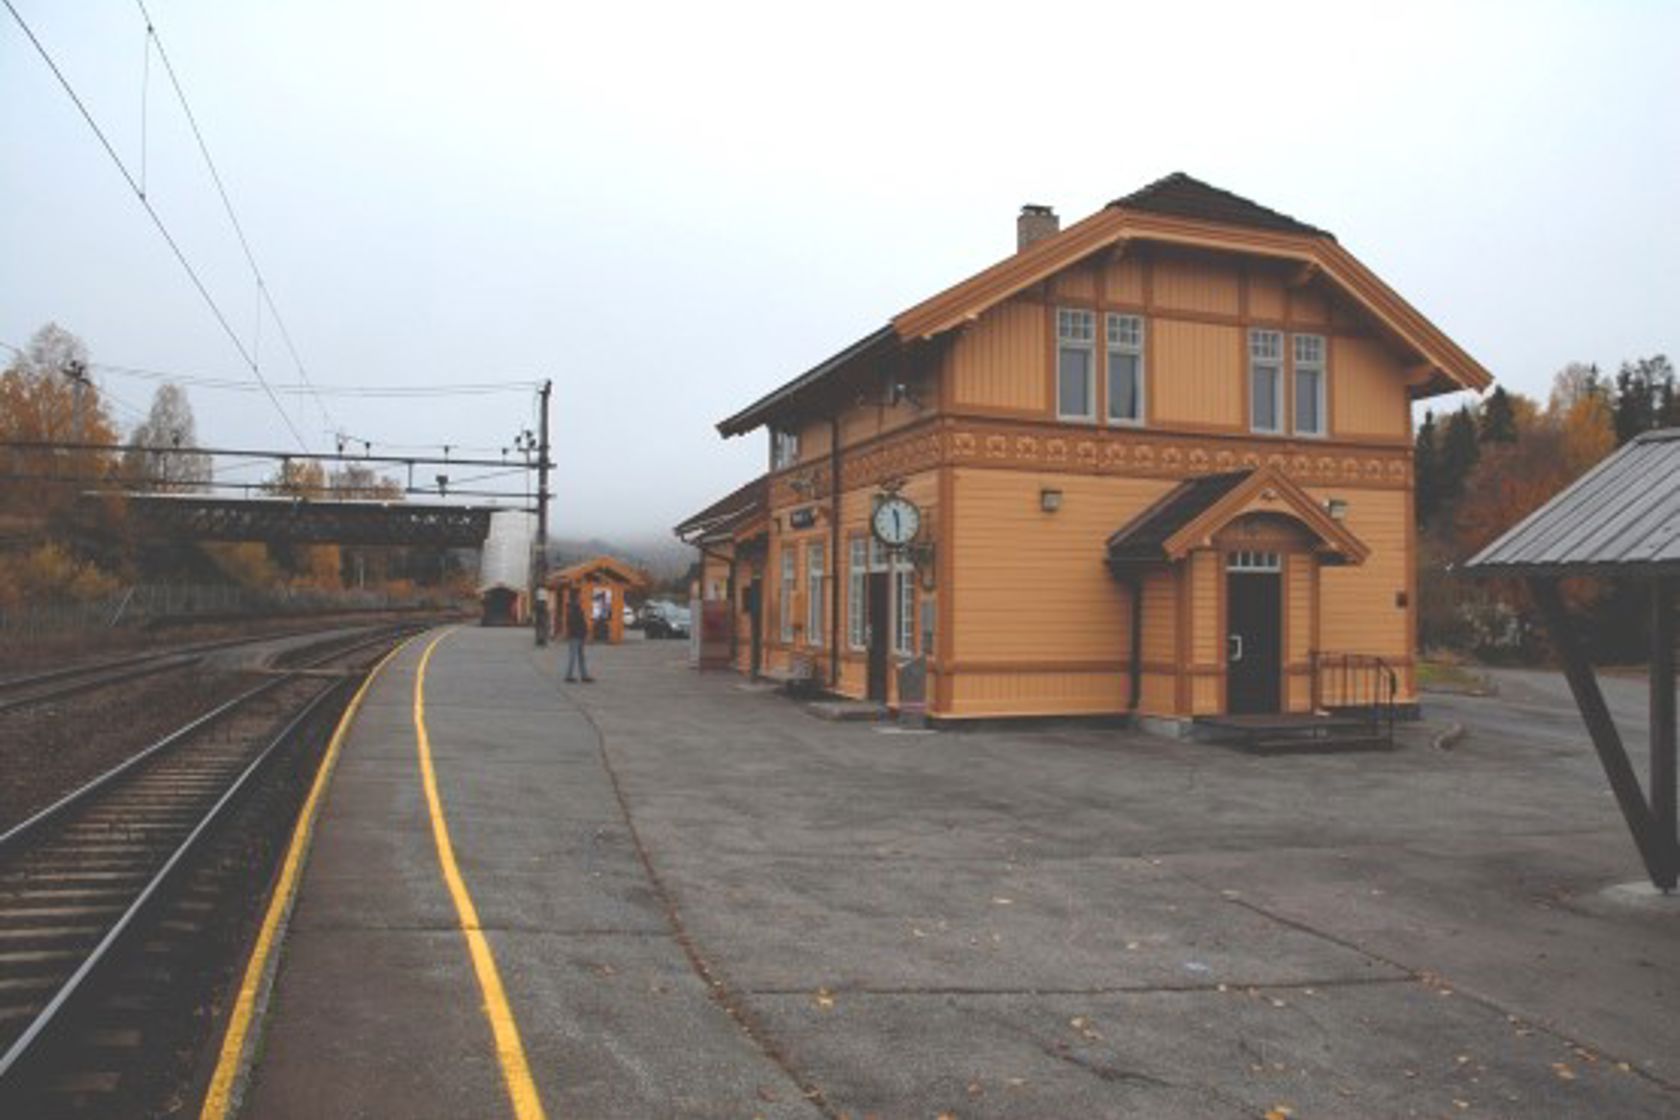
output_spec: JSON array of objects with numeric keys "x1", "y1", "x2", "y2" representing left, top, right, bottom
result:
[{"x1": 235, "y1": 629, "x2": 1680, "y2": 1118}]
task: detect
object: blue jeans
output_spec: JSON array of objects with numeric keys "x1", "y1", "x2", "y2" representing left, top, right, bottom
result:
[{"x1": 565, "y1": 638, "x2": 589, "y2": 680}]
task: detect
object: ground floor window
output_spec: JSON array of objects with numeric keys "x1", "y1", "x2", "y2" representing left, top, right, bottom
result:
[
  {"x1": 894, "y1": 567, "x2": 915, "y2": 655},
  {"x1": 806, "y1": 540, "x2": 825, "y2": 646},
  {"x1": 780, "y1": 546, "x2": 796, "y2": 642},
  {"x1": 847, "y1": 538, "x2": 867, "y2": 649}
]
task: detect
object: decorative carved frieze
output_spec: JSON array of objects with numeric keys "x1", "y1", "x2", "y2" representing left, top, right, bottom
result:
[{"x1": 772, "y1": 418, "x2": 1411, "y2": 508}]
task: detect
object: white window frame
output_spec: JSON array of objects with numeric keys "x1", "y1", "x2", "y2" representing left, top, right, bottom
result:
[
  {"x1": 1249, "y1": 329, "x2": 1284, "y2": 435},
  {"x1": 771, "y1": 429, "x2": 800, "y2": 470},
  {"x1": 1293, "y1": 333, "x2": 1327, "y2": 437},
  {"x1": 1105, "y1": 313, "x2": 1146, "y2": 426},
  {"x1": 1228, "y1": 549, "x2": 1283, "y2": 572},
  {"x1": 805, "y1": 540, "x2": 824, "y2": 647},
  {"x1": 779, "y1": 546, "x2": 796, "y2": 643},
  {"x1": 894, "y1": 566, "x2": 915, "y2": 655},
  {"x1": 847, "y1": 537, "x2": 867, "y2": 650},
  {"x1": 1056, "y1": 307, "x2": 1097, "y2": 422}
]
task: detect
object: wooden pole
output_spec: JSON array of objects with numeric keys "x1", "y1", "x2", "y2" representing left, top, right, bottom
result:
[
  {"x1": 1530, "y1": 577, "x2": 1670, "y2": 888},
  {"x1": 1652, "y1": 576, "x2": 1677, "y2": 889}
]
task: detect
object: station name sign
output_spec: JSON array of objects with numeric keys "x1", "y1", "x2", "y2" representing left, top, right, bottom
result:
[{"x1": 788, "y1": 507, "x2": 818, "y2": 530}]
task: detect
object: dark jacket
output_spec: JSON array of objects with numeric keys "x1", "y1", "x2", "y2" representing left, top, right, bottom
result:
[{"x1": 565, "y1": 599, "x2": 588, "y2": 640}]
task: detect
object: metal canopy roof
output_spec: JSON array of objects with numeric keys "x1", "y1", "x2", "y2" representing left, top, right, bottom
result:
[{"x1": 1467, "y1": 429, "x2": 1680, "y2": 575}]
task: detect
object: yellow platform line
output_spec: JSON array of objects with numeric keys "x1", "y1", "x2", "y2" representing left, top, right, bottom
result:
[
  {"x1": 414, "y1": 629, "x2": 547, "y2": 1120},
  {"x1": 200, "y1": 634, "x2": 415, "y2": 1120}
]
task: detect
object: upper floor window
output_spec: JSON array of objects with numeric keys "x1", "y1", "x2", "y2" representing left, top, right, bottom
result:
[
  {"x1": 1106, "y1": 314, "x2": 1145, "y2": 425},
  {"x1": 1056, "y1": 308, "x2": 1096, "y2": 421},
  {"x1": 1249, "y1": 329, "x2": 1284, "y2": 434},
  {"x1": 771, "y1": 429, "x2": 800, "y2": 470},
  {"x1": 1294, "y1": 334, "x2": 1326, "y2": 437}
]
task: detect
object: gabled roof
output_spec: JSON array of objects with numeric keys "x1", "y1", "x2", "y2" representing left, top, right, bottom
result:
[
  {"x1": 1111, "y1": 172, "x2": 1332, "y2": 239},
  {"x1": 673, "y1": 474, "x2": 769, "y2": 542},
  {"x1": 1107, "y1": 466, "x2": 1369, "y2": 567},
  {"x1": 550, "y1": 555, "x2": 651, "y2": 590},
  {"x1": 718, "y1": 173, "x2": 1492, "y2": 437},
  {"x1": 1467, "y1": 429, "x2": 1680, "y2": 576}
]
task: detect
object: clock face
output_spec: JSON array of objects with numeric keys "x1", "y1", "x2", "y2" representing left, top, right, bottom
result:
[{"x1": 872, "y1": 496, "x2": 920, "y2": 547}]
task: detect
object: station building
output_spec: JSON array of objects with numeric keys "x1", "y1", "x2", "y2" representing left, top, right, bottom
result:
[{"x1": 676, "y1": 173, "x2": 1491, "y2": 725}]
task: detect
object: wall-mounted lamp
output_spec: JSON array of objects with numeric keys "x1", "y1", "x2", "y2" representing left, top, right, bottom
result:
[
  {"x1": 1040, "y1": 488, "x2": 1063, "y2": 513},
  {"x1": 1326, "y1": 498, "x2": 1349, "y2": 522}
]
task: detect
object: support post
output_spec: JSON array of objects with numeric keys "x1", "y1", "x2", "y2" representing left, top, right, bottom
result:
[
  {"x1": 1531, "y1": 577, "x2": 1673, "y2": 888},
  {"x1": 1652, "y1": 576, "x2": 1677, "y2": 889},
  {"x1": 533, "y1": 380, "x2": 552, "y2": 647}
]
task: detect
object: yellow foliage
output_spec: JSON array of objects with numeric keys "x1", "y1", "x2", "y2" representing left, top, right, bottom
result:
[
  {"x1": 0, "y1": 542, "x2": 120, "y2": 609},
  {"x1": 203, "y1": 542, "x2": 282, "y2": 590}
]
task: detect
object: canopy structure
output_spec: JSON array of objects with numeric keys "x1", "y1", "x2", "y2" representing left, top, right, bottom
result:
[{"x1": 1468, "y1": 428, "x2": 1680, "y2": 890}]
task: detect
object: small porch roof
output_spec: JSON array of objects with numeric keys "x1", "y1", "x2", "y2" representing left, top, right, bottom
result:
[
  {"x1": 547, "y1": 555, "x2": 651, "y2": 591},
  {"x1": 1106, "y1": 466, "x2": 1369, "y2": 567}
]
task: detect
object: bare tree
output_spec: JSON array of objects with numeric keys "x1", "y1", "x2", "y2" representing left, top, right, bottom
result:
[{"x1": 124, "y1": 382, "x2": 212, "y2": 491}]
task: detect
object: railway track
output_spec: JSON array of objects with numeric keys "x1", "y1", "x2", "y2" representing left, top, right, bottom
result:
[
  {"x1": 0, "y1": 617, "x2": 440, "y2": 716},
  {"x1": 0, "y1": 624, "x2": 421, "y2": 1117}
]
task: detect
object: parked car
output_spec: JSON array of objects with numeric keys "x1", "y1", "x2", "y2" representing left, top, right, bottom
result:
[{"x1": 642, "y1": 601, "x2": 691, "y2": 639}]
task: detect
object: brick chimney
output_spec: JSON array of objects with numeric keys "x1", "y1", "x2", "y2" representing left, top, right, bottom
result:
[{"x1": 1017, "y1": 204, "x2": 1059, "y2": 251}]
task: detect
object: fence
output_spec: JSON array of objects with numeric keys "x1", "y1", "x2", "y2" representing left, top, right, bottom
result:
[{"x1": 0, "y1": 583, "x2": 446, "y2": 640}]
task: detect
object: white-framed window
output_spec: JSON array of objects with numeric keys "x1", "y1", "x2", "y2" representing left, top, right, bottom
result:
[
  {"x1": 806, "y1": 540, "x2": 824, "y2": 646},
  {"x1": 1293, "y1": 333, "x2": 1326, "y2": 437},
  {"x1": 779, "y1": 546, "x2": 796, "y2": 643},
  {"x1": 771, "y1": 429, "x2": 800, "y2": 470},
  {"x1": 869, "y1": 535, "x2": 889, "y2": 571},
  {"x1": 847, "y1": 537, "x2": 867, "y2": 650},
  {"x1": 1249, "y1": 329, "x2": 1283, "y2": 434},
  {"x1": 1056, "y1": 308, "x2": 1096, "y2": 421},
  {"x1": 1106, "y1": 313, "x2": 1145, "y2": 425},
  {"x1": 894, "y1": 567, "x2": 915, "y2": 655},
  {"x1": 1228, "y1": 550, "x2": 1283, "y2": 572}
]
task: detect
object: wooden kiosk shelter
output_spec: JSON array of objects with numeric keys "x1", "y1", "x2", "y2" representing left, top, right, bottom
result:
[
  {"x1": 546, "y1": 556, "x2": 651, "y2": 644},
  {"x1": 1468, "y1": 429, "x2": 1680, "y2": 890}
]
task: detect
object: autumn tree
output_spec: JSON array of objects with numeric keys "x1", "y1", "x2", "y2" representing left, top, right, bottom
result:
[
  {"x1": 123, "y1": 382, "x2": 211, "y2": 491},
  {"x1": 330, "y1": 463, "x2": 404, "y2": 589},
  {"x1": 260, "y1": 460, "x2": 342, "y2": 590},
  {"x1": 0, "y1": 324, "x2": 119, "y2": 521}
]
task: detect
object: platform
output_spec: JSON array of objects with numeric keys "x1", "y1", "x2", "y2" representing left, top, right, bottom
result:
[
  {"x1": 230, "y1": 626, "x2": 812, "y2": 1119},
  {"x1": 217, "y1": 629, "x2": 1680, "y2": 1118}
]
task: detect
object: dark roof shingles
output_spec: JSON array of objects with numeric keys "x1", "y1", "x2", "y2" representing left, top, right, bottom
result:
[
  {"x1": 1110, "y1": 172, "x2": 1331, "y2": 241},
  {"x1": 1107, "y1": 471, "x2": 1251, "y2": 564}
]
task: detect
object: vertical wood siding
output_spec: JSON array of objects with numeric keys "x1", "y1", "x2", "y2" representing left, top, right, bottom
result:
[
  {"x1": 947, "y1": 298, "x2": 1047, "y2": 411},
  {"x1": 1331, "y1": 336, "x2": 1410, "y2": 439},
  {"x1": 1153, "y1": 320, "x2": 1243, "y2": 428},
  {"x1": 1152, "y1": 252, "x2": 1240, "y2": 316},
  {"x1": 1308, "y1": 486, "x2": 1413, "y2": 701}
]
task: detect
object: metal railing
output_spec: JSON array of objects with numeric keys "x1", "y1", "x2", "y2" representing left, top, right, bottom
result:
[
  {"x1": 1311, "y1": 651, "x2": 1400, "y2": 745},
  {"x1": 0, "y1": 583, "x2": 445, "y2": 639}
]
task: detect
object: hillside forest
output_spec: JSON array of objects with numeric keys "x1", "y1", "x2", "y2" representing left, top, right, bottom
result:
[{"x1": 1418, "y1": 354, "x2": 1677, "y2": 662}]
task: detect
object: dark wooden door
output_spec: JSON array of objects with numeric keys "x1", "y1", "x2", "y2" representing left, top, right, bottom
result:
[
  {"x1": 867, "y1": 572, "x2": 890, "y2": 701},
  {"x1": 1227, "y1": 572, "x2": 1282, "y2": 714}
]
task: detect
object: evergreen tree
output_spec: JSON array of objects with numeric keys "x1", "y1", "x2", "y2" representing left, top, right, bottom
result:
[
  {"x1": 1611, "y1": 356, "x2": 1673, "y2": 444},
  {"x1": 1477, "y1": 386, "x2": 1518, "y2": 443},
  {"x1": 1414, "y1": 409, "x2": 1441, "y2": 526},
  {"x1": 1438, "y1": 404, "x2": 1480, "y2": 508}
]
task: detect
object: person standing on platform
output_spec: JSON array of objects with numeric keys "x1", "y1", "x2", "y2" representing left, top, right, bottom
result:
[{"x1": 564, "y1": 591, "x2": 594, "y2": 683}]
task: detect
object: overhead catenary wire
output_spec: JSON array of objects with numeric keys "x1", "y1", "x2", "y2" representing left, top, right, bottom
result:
[
  {"x1": 1, "y1": 0, "x2": 310, "y2": 453},
  {"x1": 132, "y1": 0, "x2": 336, "y2": 437}
]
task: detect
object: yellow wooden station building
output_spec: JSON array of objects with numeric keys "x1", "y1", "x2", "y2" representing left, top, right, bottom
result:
[{"x1": 677, "y1": 173, "x2": 1491, "y2": 727}]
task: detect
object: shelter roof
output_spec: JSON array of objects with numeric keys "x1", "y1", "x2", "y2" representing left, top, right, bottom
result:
[
  {"x1": 673, "y1": 474, "x2": 770, "y2": 542},
  {"x1": 718, "y1": 173, "x2": 1491, "y2": 437},
  {"x1": 549, "y1": 555, "x2": 651, "y2": 589},
  {"x1": 1467, "y1": 428, "x2": 1680, "y2": 575},
  {"x1": 1107, "y1": 466, "x2": 1368, "y2": 566}
]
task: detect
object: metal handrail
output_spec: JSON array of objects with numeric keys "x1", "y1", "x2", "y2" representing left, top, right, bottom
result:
[{"x1": 1310, "y1": 650, "x2": 1399, "y2": 743}]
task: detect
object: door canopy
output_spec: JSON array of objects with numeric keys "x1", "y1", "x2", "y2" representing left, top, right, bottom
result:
[{"x1": 1106, "y1": 466, "x2": 1369, "y2": 569}]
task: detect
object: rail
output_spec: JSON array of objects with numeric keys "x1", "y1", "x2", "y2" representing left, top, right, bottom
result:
[
  {"x1": 1310, "y1": 650, "x2": 1400, "y2": 747},
  {"x1": 0, "y1": 624, "x2": 419, "y2": 1089}
]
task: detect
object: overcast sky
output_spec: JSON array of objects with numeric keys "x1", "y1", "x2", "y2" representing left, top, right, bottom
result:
[{"x1": 3, "y1": 0, "x2": 1675, "y2": 542}]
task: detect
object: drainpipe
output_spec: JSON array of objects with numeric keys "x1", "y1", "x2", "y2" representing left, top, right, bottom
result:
[
  {"x1": 1127, "y1": 575, "x2": 1144, "y2": 712},
  {"x1": 830, "y1": 414, "x2": 842, "y2": 689}
]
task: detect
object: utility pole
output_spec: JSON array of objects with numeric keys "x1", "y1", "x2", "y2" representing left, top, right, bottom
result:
[{"x1": 533, "y1": 379, "x2": 552, "y2": 647}]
